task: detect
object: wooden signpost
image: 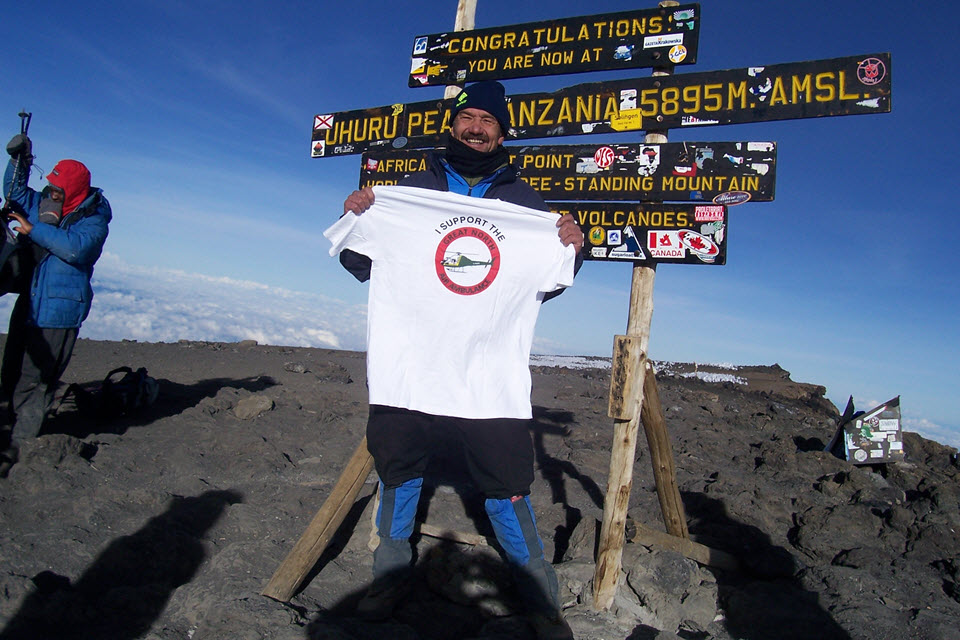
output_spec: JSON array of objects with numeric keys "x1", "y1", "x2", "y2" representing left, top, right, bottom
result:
[
  {"x1": 408, "y1": 4, "x2": 700, "y2": 86},
  {"x1": 310, "y1": 53, "x2": 889, "y2": 158},
  {"x1": 272, "y1": 0, "x2": 892, "y2": 614},
  {"x1": 359, "y1": 139, "x2": 776, "y2": 267},
  {"x1": 360, "y1": 141, "x2": 776, "y2": 203}
]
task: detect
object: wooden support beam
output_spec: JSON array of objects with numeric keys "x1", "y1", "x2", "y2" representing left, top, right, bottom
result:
[
  {"x1": 262, "y1": 438, "x2": 375, "y2": 602},
  {"x1": 418, "y1": 523, "x2": 490, "y2": 547},
  {"x1": 629, "y1": 520, "x2": 739, "y2": 572},
  {"x1": 640, "y1": 360, "x2": 689, "y2": 539},
  {"x1": 368, "y1": 483, "x2": 381, "y2": 552}
]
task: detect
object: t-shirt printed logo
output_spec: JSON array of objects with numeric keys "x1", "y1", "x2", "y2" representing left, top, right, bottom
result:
[{"x1": 435, "y1": 226, "x2": 501, "y2": 295}]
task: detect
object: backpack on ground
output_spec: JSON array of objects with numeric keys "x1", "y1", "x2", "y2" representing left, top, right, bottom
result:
[{"x1": 63, "y1": 366, "x2": 160, "y2": 420}]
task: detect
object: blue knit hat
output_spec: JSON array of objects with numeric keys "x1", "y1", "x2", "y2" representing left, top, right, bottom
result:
[{"x1": 451, "y1": 81, "x2": 512, "y2": 135}]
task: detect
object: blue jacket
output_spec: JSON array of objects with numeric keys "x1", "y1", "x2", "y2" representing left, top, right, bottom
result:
[
  {"x1": 4, "y1": 159, "x2": 111, "y2": 328},
  {"x1": 402, "y1": 152, "x2": 550, "y2": 210}
]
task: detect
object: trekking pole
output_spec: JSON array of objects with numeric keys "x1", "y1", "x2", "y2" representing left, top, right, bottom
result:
[
  {"x1": 4, "y1": 110, "x2": 32, "y2": 203},
  {"x1": 19, "y1": 110, "x2": 31, "y2": 136},
  {"x1": 3, "y1": 110, "x2": 32, "y2": 241}
]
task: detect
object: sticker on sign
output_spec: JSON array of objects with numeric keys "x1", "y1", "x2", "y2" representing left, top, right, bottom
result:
[{"x1": 594, "y1": 146, "x2": 615, "y2": 169}]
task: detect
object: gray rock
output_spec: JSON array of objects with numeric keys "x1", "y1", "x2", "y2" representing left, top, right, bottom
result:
[
  {"x1": 2, "y1": 338, "x2": 958, "y2": 640},
  {"x1": 234, "y1": 394, "x2": 274, "y2": 419},
  {"x1": 622, "y1": 549, "x2": 718, "y2": 634},
  {"x1": 283, "y1": 361, "x2": 308, "y2": 373}
]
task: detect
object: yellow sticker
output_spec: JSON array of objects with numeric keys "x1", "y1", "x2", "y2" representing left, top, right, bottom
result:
[
  {"x1": 610, "y1": 109, "x2": 643, "y2": 132},
  {"x1": 589, "y1": 226, "x2": 606, "y2": 245},
  {"x1": 668, "y1": 44, "x2": 687, "y2": 64}
]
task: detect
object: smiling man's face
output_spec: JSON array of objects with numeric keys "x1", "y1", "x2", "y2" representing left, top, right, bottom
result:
[{"x1": 450, "y1": 108, "x2": 504, "y2": 154}]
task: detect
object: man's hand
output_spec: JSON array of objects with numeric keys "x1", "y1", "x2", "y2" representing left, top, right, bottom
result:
[
  {"x1": 344, "y1": 187, "x2": 375, "y2": 216},
  {"x1": 556, "y1": 213, "x2": 584, "y2": 253},
  {"x1": 6, "y1": 134, "x2": 32, "y2": 159},
  {"x1": 7, "y1": 211, "x2": 33, "y2": 235}
]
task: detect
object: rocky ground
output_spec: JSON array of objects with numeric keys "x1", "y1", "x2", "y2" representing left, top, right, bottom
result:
[{"x1": 0, "y1": 337, "x2": 958, "y2": 640}]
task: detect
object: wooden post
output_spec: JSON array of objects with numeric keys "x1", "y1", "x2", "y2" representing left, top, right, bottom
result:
[
  {"x1": 593, "y1": 272, "x2": 655, "y2": 611},
  {"x1": 592, "y1": 0, "x2": 679, "y2": 612},
  {"x1": 640, "y1": 360, "x2": 688, "y2": 538},
  {"x1": 444, "y1": 0, "x2": 477, "y2": 99},
  {"x1": 629, "y1": 521, "x2": 737, "y2": 571},
  {"x1": 262, "y1": 438, "x2": 375, "y2": 602}
]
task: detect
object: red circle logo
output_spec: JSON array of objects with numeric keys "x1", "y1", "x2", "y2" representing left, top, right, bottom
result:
[
  {"x1": 435, "y1": 227, "x2": 501, "y2": 295},
  {"x1": 594, "y1": 146, "x2": 615, "y2": 169},
  {"x1": 857, "y1": 57, "x2": 886, "y2": 86}
]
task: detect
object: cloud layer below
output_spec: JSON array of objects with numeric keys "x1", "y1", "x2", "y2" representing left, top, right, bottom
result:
[
  {"x1": 1, "y1": 255, "x2": 956, "y2": 451},
  {"x1": 0, "y1": 253, "x2": 367, "y2": 351}
]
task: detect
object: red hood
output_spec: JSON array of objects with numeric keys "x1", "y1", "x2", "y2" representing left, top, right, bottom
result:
[{"x1": 46, "y1": 159, "x2": 91, "y2": 216}]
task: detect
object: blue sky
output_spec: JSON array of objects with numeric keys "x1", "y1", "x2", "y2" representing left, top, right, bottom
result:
[{"x1": 2, "y1": 1, "x2": 958, "y2": 449}]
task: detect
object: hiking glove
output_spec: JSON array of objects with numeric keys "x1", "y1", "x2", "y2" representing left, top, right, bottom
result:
[{"x1": 6, "y1": 134, "x2": 32, "y2": 159}]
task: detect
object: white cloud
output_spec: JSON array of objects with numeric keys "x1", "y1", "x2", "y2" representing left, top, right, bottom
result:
[
  {"x1": 0, "y1": 253, "x2": 367, "y2": 351},
  {"x1": 902, "y1": 416, "x2": 960, "y2": 452}
]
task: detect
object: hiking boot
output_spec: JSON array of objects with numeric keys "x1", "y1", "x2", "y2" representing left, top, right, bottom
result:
[
  {"x1": 528, "y1": 610, "x2": 574, "y2": 640},
  {"x1": 355, "y1": 577, "x2": 407, "y2": 621}
]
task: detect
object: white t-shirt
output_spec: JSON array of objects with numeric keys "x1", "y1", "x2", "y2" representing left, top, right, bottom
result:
[{"x1": 325, "y1": 185, "x2": 575, "y2": 419}]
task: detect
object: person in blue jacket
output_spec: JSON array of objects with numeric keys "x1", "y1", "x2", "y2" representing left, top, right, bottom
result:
[
  {"x1": 341, "y1": 81, "x2": 580, "y2": 640},
  {"x1": 0, "y1": 133, "x2": 111, "y2": 476}
]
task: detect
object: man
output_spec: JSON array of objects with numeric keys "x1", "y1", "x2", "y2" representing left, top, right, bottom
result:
[
  {"x1": 0, "y1": 133, "x2": 111, "y2": 477},
  {"x1": 334, "y1": 81, "x2": 582, "y2": 639}
]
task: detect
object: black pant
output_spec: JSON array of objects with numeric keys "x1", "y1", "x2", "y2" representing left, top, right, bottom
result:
[
  {"x1": 0, "y1": 292, "x2": 31, "y2": 406},
  {"x1": 2, "y1": 294, "x2": 77, "y2": 446},
  {"x1": 366, "y1": 404, "x2": 535, "y2": 500}
]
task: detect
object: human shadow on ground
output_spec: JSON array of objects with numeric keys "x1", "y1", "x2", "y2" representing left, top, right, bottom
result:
[
  {"x1": 531, "y1": 406, "x2": 605, "y2": 563},
  {"x1": 41, "y1": 375, "x2": 278, "y2": 438},
  {"x1": 387, "y1": 407, "x2": 606, "y2": 565},
  {"x1": 295, "y1": 442, "x2": 498, "y2": 601},
  {"x1": 681, "y1": 491, "x2": 851, "y2": 640},
  {"x1": 416, "y1": 430, "x2": 500, "y2": 541},
  {"x1": 0, "y1": 489, "x2": 241, "y2": 640},
  {"x1": 296, "y1": 413, "x2": 587, "y2": 639},
  {"x1": 312, "y1": 539, "x2": 541, "y2": 640}
]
